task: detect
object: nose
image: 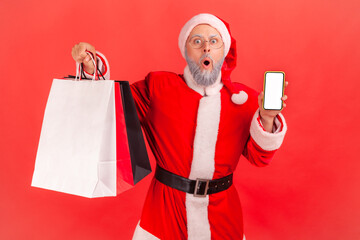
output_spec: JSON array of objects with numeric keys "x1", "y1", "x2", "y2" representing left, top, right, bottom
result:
[{"x1": 203, "y1": 41, "x2": 210, "y2": 53}]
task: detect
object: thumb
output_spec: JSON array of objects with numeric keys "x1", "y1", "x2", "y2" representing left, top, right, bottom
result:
[
  {"x1": 258, "y1": 92, "x2": 264, "y2": 109},
  {"x1": 85, "y1": 50, "x2": 97, "y2": 66},
  {"x1": 84, "y1": 54, "x2": 91, "y2": 63}
]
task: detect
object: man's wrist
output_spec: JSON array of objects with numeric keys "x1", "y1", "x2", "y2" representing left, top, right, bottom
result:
[
  {"x1": 259, "y1": 112, "x2": 275, "y2": 133},
  {"x1": 259, "y1": 111, "x2": 274, "y2": 123},
  {"x1": 260, "y1": 115, "x2": 275, "y2": 125}
]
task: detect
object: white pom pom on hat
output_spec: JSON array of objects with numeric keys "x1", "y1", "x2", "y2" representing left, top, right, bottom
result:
[{"x1": 231, "y1": 91, "x2": 248, "y2": 105}]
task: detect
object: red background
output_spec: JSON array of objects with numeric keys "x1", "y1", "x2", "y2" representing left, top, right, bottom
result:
[{"x1": 1, "y1": 0, "x2": 360, "y2": 239}]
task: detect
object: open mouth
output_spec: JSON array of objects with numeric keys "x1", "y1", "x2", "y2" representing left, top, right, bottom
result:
[{"x1": 201, "y1": 58, "x2": 212, "y2": 69}]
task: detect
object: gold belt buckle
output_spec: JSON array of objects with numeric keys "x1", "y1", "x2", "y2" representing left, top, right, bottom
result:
[{"x1": 194, "y1": 178, "x2": 210, "y2": 197}]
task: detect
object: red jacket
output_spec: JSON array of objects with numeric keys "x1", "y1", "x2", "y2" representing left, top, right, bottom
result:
[{"x1": 85, "y1": 53, "x2": 287, "y2": 240}]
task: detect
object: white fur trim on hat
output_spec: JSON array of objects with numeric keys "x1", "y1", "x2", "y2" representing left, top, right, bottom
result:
[{"x1": 178, "y1": 13, "x2": 231, "y2": 59}]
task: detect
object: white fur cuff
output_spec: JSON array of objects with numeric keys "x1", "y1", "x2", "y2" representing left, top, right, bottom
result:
[{"x1": 249, "y1": 109, "x2": 287, "y2": 151}]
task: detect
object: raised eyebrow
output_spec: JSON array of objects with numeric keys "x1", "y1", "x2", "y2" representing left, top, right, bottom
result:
[
  {"x1": 209, "y1": 34, "x2": 220, "y2": 38},
  {"x1": 190, "y1": 34, "x2": 203, "y2": 39}
]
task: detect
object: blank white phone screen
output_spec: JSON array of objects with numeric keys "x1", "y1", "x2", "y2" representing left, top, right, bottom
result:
[{"x1": 264, "y1": 72, "x2": 284, "y2": 110}]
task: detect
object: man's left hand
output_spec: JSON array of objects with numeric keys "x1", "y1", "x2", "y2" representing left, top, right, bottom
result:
[{"x1": 258, "y1": 81, "x2": 288, "y2": 133}]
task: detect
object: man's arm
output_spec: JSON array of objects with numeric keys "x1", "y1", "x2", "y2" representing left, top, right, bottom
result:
[{"x1": 243, "y1": 110, "x2": 287, "y2": 167}]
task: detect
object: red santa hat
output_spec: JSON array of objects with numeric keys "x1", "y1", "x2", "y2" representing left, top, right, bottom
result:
[{"x1": 178, "y1": 13, "x2": 248, "y2": 105}]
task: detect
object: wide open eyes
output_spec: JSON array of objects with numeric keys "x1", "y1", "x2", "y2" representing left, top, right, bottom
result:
[{"x1": 188, "y1": 36, "x2": 223, "y2": 49}]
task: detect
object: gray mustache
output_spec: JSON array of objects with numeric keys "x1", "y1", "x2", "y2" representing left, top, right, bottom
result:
[{"x1": 199, "y1": 54, "x2": 214, "y2": 64}]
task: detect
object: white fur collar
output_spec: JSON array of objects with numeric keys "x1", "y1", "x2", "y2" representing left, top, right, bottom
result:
[{"x1": 183, "y1": 65, "x2": 223, "y2": 96}]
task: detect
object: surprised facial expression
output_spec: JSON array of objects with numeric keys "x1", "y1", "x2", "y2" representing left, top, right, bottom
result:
[{"x1": 185, "y1": 24, "x2": 225, "y2": 72}]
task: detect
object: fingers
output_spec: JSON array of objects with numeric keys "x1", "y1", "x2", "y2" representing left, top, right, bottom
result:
[
  {"x1": 71, "y1": 42, "x2": 96, "y2": 75},
  {"x1": 78, "y1": 43, "x2": 92, "y2": 63},
  {"x1": 82, "y1": 44, "x2": 96, "y2": 64},
  {"x1": 79, "y1": 50, "x2": 89, "y2": 62},
  {"x1": 283, "y1": 81, "x2": 288, "y2": 108},
  {"x1": 71, "y1": 42, "x2": 96, "y2": 64},
  {"x1": 258, "y1": 91, "x2": 264, "y2": 100},
  {"x1": 258, "y1": 91, "x2": 264, "y2": 109},
  {"x1": 82, "y1": 52, "x2": 93, "y2": 64},
  {"x1": 71, "y1": 43, "x2": 84, "y2": 63}
]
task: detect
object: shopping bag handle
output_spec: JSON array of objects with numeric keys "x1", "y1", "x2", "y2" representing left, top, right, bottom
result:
[{"x1": 74, "y1": 51, "x2": 97, "y2": 81}]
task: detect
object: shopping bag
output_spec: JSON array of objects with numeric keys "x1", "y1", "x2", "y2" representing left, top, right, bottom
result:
[{"x1": 31, "y1": 73, "x2": 151, "y2": 198}]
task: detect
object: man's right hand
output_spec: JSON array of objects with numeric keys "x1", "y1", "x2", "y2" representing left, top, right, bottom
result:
[{"x1": 71, "y1": 42, "x2": 96, "y2": 74}]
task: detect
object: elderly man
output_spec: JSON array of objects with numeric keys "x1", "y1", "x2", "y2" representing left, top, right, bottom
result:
[{"x1": 72, "y1": 13, "x2": 287, "y2": 240}]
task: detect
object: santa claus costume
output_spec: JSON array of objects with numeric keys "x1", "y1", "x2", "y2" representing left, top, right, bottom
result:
[{"x1": 83, "y1": 13, "x2": 287, "y2": 240}]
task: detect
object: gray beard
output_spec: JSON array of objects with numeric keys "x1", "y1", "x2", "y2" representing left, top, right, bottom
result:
[{"x1": 185, "y1": 51, "x2": 224, "y2": 87}]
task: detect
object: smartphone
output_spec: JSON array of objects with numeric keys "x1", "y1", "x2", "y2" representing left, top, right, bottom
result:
[{"x1": 263, "y1": 71, "x2": 285, "y2": 110}]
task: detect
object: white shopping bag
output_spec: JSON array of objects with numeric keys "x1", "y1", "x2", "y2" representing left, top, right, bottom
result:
[
  {"x1": 32, "y1": 53, "x2": 151, "y2": 198},
  {"x1": 31, "y1": 77, "x2": 119, "y2": 198}
]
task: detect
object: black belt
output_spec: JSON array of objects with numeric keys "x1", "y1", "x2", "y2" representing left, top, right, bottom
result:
[{"x1": 155, "y1": 165, "x2": 233, "y2": 197}]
